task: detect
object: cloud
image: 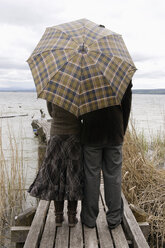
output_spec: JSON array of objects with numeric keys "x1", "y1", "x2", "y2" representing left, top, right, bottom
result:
[
  {"x1": 135, "y1": 70, "x2": 165, "y2": 79},
  {"x1": 0, "y1": 0, "x2": 165, "y2": 89},
  {"x1": 0, "y1": 57, "x2": 28, "y2": 70},
  {"x1": 132, "y1": 53, "x2": 158, "y2": 62},
  {"x1": 133, "y1": 77, "x2": 165, "y2": 89},
  {"x1": 0, "y1": 0, "x2": 64, "y2": 28}
]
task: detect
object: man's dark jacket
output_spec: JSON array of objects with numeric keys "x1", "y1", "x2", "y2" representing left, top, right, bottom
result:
[{"x1": 81, "y1": 81, "x2": 132, "y2": 146}]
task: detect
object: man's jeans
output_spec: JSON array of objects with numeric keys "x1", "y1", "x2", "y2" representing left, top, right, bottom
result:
[{"x1": 81, "y1": 144, "x2": 123, "y2": 228}]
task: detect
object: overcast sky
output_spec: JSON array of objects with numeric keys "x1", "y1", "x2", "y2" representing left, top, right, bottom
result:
[{"x1": 0, "y1": 0, "x2": 165, "y2": 90}]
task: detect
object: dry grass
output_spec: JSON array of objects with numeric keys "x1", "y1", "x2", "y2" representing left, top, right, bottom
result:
[
  {"x1": 0, "y1": 124, "x2": 26, "y2": 248},
  {"x1": 122, "y1": 123, "x2": 165, "y2": 248}
]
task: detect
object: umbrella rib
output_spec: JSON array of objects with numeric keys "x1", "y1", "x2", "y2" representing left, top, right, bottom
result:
[
  {"x1": 40, "y1": 88, "x2": 79, "y2": 116},
  {"x1": 79, "y1": 53, "x2": 117, "y2": 98},
  {"x1": 37, "y1": 52, "x2": 79, "y2": 97},
  {"x1": 52, "y1": 27, "x2": 81, "y2": 46},
  {"x1": 75, "y1": 55, "x2": 83, "y2": 110},
  {"x1": 88, "y1": 50, "x2": 136, "y2": 68},
  {"x1": 87, "y1": 33, "x2": 122, "y2": 48},
  {"x1": 30, "y1": 48, "x2": 75, "y2": 58}
]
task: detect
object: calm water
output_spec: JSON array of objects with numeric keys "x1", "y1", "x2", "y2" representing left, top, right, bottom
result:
[
  {"x1": 0, "y1": 92, "x2": 49, "y2": 208},
  {"x1": 131, "y1": 94, "x2": 165, "y2": 137},
  {"x1": 0, "y1": 92, "x2": 165, "y2": 207}
]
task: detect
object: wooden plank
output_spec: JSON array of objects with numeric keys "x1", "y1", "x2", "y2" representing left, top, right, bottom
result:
[
  {"x1": 83, "y1": 225, "x2": 98, "y2": 248},
  {"x1": 11, "y1": 226, "x2": 30, "y2": 243},
  {"x1": 55, "y1": 205, "x2": 69, "y2": 248},
  {"x1": 40, "y1": 202, "x2": 56, "y2": 248},
  {"x1": 15, "y1": 207, "x2": 36, "y2": 226},
  {"x1": 100, "y1": 185, "x2": 129, "y2": 248},
  {"x1": 111, "y1": 225, "x2": 129, "y2": 248},
  {"x1": 24, "y1": 200, "x2": 50, "y2": 248},
  {"x1": 138, "y1": 222, "x2": 150, "y2": 240},
  {"x1": 96, "y1": 198, "x2": 114, "y2": 248},
  {"x1": 122, "y1": 192, "x2": 150, "y2": 248},
  {"x1": 81, "y1": 194, "x2": 99, "y2": 247},
  {"x1": 69, "y1": 201, "x2": 83, "y2": 248}
]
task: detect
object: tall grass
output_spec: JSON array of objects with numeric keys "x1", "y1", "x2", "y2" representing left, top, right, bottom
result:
[
  {"x1": 122, "y1": 122, "x2": 165, "y2": 248},
  {"x1": 0, "y1": 124, "x2": 26, "y2": 248}
]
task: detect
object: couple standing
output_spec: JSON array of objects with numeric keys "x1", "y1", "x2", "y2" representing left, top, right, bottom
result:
[{"x1": 28, "y1": 81, "x2": 132, "y2": 229}]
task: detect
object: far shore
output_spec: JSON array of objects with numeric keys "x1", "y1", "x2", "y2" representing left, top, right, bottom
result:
[
  {"x1": 0, "y1": 88, "x2": 165, "y2": 94},
  {"x1": 132, "y1": 89, "x2": 165, "y2": 94}
]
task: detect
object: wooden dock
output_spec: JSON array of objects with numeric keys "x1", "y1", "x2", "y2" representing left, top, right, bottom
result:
[
  {"x1": 11, "y1": 119, "x2": 150, "y2": 248},
  {"x1": 22, "y1": 185, "x2": 149, "y2": 248}
]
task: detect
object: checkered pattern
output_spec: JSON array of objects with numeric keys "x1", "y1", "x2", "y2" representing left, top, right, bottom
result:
[{"x1": 27, "y1": 19, "x2": 136, "y2": 117}]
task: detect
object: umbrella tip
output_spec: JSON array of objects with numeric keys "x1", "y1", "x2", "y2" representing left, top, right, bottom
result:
[{"x1": 99, "y1": 24, "x2": 105, "y2": 28}]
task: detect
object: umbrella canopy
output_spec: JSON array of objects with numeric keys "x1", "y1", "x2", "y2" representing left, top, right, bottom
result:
[{"x1": 27, "y1": 19, "x2": 136, "y2": 117}]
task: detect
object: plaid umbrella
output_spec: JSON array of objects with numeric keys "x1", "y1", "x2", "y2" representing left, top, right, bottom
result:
[{"x1": 27, "y1": 19, "x2": 136, "y2": 117}]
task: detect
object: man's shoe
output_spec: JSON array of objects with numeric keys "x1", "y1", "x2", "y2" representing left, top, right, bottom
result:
[
  {"x1": 83, "y1": 222, "x2": 96, "y2": 228},
  {"x1": 81, "y1": 219, "x2": 96, "y2": 228},
  {"x1": 108, "y1": 221, "x2": 122, "y2": 230}
]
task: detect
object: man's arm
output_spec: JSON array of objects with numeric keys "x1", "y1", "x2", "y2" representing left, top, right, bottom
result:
[{"x1": 121, "y1": 81, "x2": 133, "y2": 134}]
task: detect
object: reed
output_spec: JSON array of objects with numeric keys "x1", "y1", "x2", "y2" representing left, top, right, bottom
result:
[
  {"x1": 0, "y1": 124, "x2": 26, "y2": 248},
  {"x1": 122, "y1": 121, "x2": 165, "y2": 248}
]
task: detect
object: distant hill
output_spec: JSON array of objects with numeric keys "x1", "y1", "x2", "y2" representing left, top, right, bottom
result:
[
  {"x1": 133, "y1": 89, "x2": 165, "y2": 94},
  {"x1": 0, "y1": 88, "x2": 165, "y2": 94}
]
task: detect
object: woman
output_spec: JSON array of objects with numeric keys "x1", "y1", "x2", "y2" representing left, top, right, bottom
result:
[{"x1": 28, "y1": 101, "x2": 83, "y2": 227}]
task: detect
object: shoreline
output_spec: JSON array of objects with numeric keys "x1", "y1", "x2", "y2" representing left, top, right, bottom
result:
[{"x1": 0, "y1": 89, "x2": 165, "y2": 95}]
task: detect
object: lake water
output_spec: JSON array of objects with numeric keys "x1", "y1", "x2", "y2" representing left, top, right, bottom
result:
[
  {"x1": 131, "y1": 94, "x2": 165, "y2": 137},
  {"x1": 0, "y1": 92, "x2": 165, "y2": 207}
]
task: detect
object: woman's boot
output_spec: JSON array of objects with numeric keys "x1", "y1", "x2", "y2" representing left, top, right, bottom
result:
[
  {"x1": 54, "y1": 201, "x2": 64, "y2": 226},
  {"x1": 68, "y1": 201, "x2": 78, "y2": 227}
]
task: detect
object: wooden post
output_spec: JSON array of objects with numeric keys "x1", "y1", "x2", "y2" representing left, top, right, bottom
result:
[
  {"x1": 38, "y1": 143, "x2": 46, "y2": 169},
  {"x1": 15, "y1": 207, "x2": 36, "y2": 226},
  {"x1": 138, "y1": 222, "x2": 150, "y2": 241},
  {"x1": 11, "y1": 207, "x2": 36, "y2": 246},
  {"x1": 122, "y1": 193, "x2": 150, "y2": 248}
]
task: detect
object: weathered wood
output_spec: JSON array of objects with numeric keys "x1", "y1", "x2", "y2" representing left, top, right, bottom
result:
[
  {"x1": 40, "y1": 202, "x2": 56, "y2": 248},
  {"x1": 11, "y1": 207, "x2": 36, "y2": 244},
  {"x1": 83, "y1": 225, "x2": 98, "y2": 248},
  {"x1": 69, "y1": 201, "x2": 83, "y2": 247},
  {"x1": 138, "y1": 222, "x2": 150, "y2": 240},
  {"x1": 82, "y1": 198, "x2": 99, "y2": 247},
  {"x1": 111, "y1": 225, "x2": 129, "y2": 248},
  {"x1": 38, "y1": 143, "x2": 46, "y2": 168},
  {"x1": 55, "y1": 206, "x2": 69, "y2": 248},
  {"x1": 31, "y1": 119, "x2": 51, "y2": 142},
  {"x1": 0, "y1": 114, "x2": 28, "y2": 118},
  {"x1": 129, "y1": 204, "x2": 148, "y2": 222},
  {"x1": 15, "y1": 207, "x2": 36, "y2": 226},
  {"x1": 23, "y1": 200, "x2": 50, "y2": 248},
  {"x1": 100, "y1": 185, "x2": 129, "y2": 248},
  {"x1": 11, "y1": 226, "x2": 30, "y2": 243},
  {"x1": 122, "y1": 192, "x2": 150, "y2": 248},
  {"x1": 97, "y1": 198, "x2": 114, "y2": 248}
]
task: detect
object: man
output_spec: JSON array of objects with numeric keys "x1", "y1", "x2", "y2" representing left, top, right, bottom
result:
[{"x1": 80, "y1": 81, "x2": 132, "y2": 229}]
